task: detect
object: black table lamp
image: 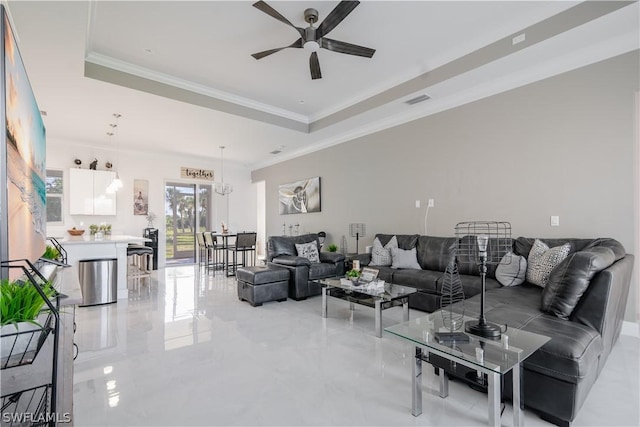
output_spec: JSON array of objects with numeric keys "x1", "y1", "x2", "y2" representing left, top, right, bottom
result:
[
  {"x1": 455, "y1": 221, "x2": 511, "y2": 339},
  {"x1": 349, "y1": 223, "x2": 366, "y2": 254}
]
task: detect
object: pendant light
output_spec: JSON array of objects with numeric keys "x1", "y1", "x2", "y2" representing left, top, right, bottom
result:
[
  {"x1": 107, "y1": 113, "x2": 123, "y2": 193},
  {"x1": 214, "y1": 146, "x2": 233, "y2": 195}
]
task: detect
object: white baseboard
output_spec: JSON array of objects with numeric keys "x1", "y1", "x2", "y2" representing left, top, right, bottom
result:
[{"x1": 621, "y1": 321, "x2": 640, "y2": 338}]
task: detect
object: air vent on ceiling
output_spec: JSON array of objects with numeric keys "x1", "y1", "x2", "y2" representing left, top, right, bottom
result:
[
  {"x1": 405, "y1": 94, "x2": 431, "y2": 105},
  {"x1": 270, "y1": 150, "x2": 282, "y2": 155}
]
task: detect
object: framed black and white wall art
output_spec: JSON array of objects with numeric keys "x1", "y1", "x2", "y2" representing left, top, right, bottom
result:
[{"x1": 279, "y1": 177, "x2": 321, "y2": 214}]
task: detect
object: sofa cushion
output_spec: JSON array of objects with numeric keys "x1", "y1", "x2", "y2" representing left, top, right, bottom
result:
[
  {"x1": 495, "y1": 252, "x2": 527, "y2": 287},
  {"x1": 514, "y1": 237, "x2": 592, "y2": 258},
  {"x1": 392, "y1": 269, "x2": 442, "y2": 293},
  {"x1": 370, "y1": 235, "x2": 398, "y2": 266},
  {"x1": 372, "y1": 266, "x2": 394, "y2": 283},
  {"x1": 583, "y1": 238, "x2": 626, "y2": 261},
  {"x1": 416, "y1": 236, "x2": 456, "y2": 271},
  {"x1": 375, "y1": 234, "x2": 418, "y2": 250},
  {"x1": 541, "y1": 246, "x2": 616, "y2": 319},
  {"x1": 295, "y1": 242, "x2": 320, "y2": 263},
  {"x1": 391, "y1": 247, "x2": 421, "y2": 269},
  {"x1": 448, "y1": 274, "x2": 501, "y2": 299},
  {"x1": 308, "y1": 262, "x2": 337, "y2": 280},
  {"x1": 453, "y1": 285, "x2": 603, "y2": 384},
  {"x1": 269, "y1": 235, "x2": 297, "y2": 258},
  {"x1": 526, "y1": 239, "x2": 571, "y2": 288}
]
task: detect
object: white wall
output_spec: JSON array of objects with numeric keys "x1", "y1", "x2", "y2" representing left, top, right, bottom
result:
[
  {"x1": 46, "y1": 140, "x2": 256, "y2": 267},
  {"x1": 253, "y1": 51, "x2": 639, "y2": 322}
]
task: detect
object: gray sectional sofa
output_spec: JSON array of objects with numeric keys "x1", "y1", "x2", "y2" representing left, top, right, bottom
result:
[{"x1": 355, "y1": 233, "x2": 634, "y2": 427}]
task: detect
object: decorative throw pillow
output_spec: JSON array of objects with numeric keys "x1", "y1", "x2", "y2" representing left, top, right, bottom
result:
[
  {"x1": 541, "y1": 246, "x2": 616, "y2": 319},
  {"x1": 390, "y1": 247, "x2": 421, "y2": 269},
  {"x1": 495, "y1": 251, "x2": 527, "y2": 287},
  {"x1": 526, "y1": 239, "x2": 571, "y2": 288},
  {"x1": 295, "y1": 242, "x2": 320, "y2": 263},
  {"x1": 370, "y1": 235, "x2": 398, "y2": 266}
]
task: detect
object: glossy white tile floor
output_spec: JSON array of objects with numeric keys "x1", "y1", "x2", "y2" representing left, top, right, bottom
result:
[{"x1": 73, "y1": 266, "x2": 640, "y2": 426}]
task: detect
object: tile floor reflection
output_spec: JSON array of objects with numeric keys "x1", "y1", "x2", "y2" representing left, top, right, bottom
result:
[{"x1": 73, "y1": 265, "x2": 640, "y2": 426}]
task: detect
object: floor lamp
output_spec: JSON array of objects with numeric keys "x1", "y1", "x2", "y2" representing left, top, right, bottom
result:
[
  {"x1": 349, "y1": 223, "x2": 366, "y2": 254},
  {"x1": 455, "y1": 221, "x2": 511, "y2": 339}
]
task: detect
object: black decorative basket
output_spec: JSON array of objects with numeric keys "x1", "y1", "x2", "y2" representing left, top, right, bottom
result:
[
  {"x1": 1, "y1": 384, "x2": 51, "y2": 426},
  {"x1": 0, "y1": 313, "x2": 54, "y2": 369}
]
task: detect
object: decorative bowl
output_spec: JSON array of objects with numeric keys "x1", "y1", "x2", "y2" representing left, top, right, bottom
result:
[{"x1": 67, "y1": 229, "x2": 85, "y2": 236}]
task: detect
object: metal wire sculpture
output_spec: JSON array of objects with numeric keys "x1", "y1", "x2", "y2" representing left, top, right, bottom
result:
[{"x1": 440, "y1": 259, "x2": 465, "y2": 331}]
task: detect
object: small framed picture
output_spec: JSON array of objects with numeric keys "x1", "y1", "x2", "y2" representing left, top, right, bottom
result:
[
  {"x1": 352, "y1": 260, "x2": 361, "y2": 271},
  {"x1": 360, "y1": 267, "x2": 379, "y2": 282}
]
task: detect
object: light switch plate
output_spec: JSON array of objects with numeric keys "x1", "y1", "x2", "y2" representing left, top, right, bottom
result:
[{"x1": 550, "y1": 216, "x2": 560, "y2": 227}]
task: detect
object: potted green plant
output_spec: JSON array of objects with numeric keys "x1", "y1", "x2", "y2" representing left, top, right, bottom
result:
[
  {"x1": 89, "y1": 224, "x2": 99, "y2": 236},
  {"x1": 328, "y1": 244, "x2": 338, "y2": 253},
  {"x1": 346, "y1": 268, "x2": 361, "y2": 284},
  {"x1": 41, "y1": 245, "x2": 60, "y2": 261},
  {"x1": 1, "y1": 279, "x2": 56, "y2": 366}
]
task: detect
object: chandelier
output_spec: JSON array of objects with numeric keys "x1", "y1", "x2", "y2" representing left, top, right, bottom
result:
[{"x1": 214, "y1": 146, "x2": 233, "y2": 195}]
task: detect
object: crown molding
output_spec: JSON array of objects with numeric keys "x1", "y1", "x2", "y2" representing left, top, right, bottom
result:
[{"x1": 85, "y1": 51, "x2": 309, "y2": 125}]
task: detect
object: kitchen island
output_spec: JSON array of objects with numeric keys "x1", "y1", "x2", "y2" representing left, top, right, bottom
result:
[{"x1": 59, "y1": 235, "x2": 150, "y2": 300}]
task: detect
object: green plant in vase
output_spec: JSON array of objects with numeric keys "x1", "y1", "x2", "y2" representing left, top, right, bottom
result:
[
  {"x1": 346, "y1": 269, "x2": 361, "y2": 284},
  {"x1": 1, "y1": 279, "x2": 57, "y2": 366},
  {"x1": 41, "y1": 245, "x2": 60, "y2": 261},
  {"x1": 89, "y1": 224, "x2": 98, "y2": 236},
  {"x1": 0, "y1": 279, "x2": 56, "y2": 327},
  {"x1": 328, "y1": 244, "x2": 338, "y2": 253}
]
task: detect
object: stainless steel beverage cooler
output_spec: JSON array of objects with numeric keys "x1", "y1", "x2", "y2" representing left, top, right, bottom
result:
[{"x1": 78, "y1": 258, "x2": 117, "y2": 306}]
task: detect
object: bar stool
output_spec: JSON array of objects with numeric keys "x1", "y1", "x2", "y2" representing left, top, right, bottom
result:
[
  {"x1": 127, "y1": 244, "x2": 153, "y2": 279},
  {"x1": 196, "y1": 232, "x2": 207, "y2": 267},
  {"x1": 204, "y1": 232, "x2": 225, "y2": 273},
  {"x1": 227, "y1": 232, "x2": 257, "y2": 277}
]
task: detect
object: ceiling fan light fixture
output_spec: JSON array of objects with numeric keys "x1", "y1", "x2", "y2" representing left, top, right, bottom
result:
[{"x1": 303, "y1": 40, "x2": 320, "y2": 52}]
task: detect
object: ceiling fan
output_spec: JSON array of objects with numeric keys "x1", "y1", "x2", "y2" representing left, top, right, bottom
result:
[{"x1": 251, "y1": 0, "x2": 375, "y2": 80}]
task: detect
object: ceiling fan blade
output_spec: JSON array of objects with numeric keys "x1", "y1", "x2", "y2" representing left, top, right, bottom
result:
[
  {"x1": 310, "y1": 52, "x2": 322, "y2": 80},
  {"x1": 252, "y1": 38, "x2": 303, "y2": 60},
  {"x1": 316, "y1": 1, "x2": 360, "y2": 39},
  {"x1": 321, "y1": 38, "x2": 375, "y2": 58},
  {"x1": 253, "y1": 1, "x2": 304, "y2": 37}
]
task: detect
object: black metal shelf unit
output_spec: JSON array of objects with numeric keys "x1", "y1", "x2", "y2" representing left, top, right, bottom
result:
[{"x1": 1, "y1": 259, "x2": 62, "y2": 427}]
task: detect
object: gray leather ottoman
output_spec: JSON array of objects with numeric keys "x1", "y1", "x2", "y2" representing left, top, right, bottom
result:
[{"x1": 236, "y1": 265, "x2": 290, "y2": 307}]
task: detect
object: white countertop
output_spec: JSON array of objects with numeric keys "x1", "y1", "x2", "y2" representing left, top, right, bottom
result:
[{"x1": 58, "y1": 234, "x2": 150, "y2": 245}]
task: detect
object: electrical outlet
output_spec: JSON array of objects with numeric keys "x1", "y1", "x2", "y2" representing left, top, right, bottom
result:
[
  {"x1": 550, "y1": 216, "x2": 560, "y2": 227},
  {"x1": 415, "y1": 200, "x2": 421, "y2": 208},
  {"x1": 428, "y1": 199, "x2": 434, "y2": 208}
]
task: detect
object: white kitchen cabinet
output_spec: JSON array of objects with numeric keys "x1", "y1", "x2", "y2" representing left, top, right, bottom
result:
[{"x1": 69, "y1": 168, "x2": 117, "y2": 215}]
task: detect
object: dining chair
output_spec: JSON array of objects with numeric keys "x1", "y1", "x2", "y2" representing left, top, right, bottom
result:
[
  {"x1": 196, "y1": 232, "x2": 207, "y2": 267},
  {"x1": 227, "y1": 232, "x2": 257, "y2": 276}
]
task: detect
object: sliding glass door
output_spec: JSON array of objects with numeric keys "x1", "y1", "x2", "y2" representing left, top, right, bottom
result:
[{"x1": 165, "y1": 182, "x2": 212, "y2": 264}]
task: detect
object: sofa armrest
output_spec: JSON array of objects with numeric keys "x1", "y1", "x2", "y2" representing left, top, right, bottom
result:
[
  {"x1": 271, "y1": 255, "x2": 311, "y2": 267},
  {"x1": 319, "y1": 252, "x2": 345, "y2": 263},
  {"x1": 571, "y1": 254, "x2": 634, "y2": 359}
]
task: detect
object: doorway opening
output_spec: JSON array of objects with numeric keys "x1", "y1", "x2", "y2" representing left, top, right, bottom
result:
[{"x1": 165, "y1": 182, "x2": 212, "y2": 264}]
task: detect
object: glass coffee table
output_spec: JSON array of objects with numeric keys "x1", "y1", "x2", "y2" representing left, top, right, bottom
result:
[
  {"x1": 318, "y1": 278, "x2": 417, "y2": 338},
  {"x1": 385, "y1": 314, "x2": 550, "y2": 426}
]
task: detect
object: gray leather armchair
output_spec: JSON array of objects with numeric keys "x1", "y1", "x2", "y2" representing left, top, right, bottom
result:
[{"x1": 267, "y1": 234, "x2": 345, "y2": 300}]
